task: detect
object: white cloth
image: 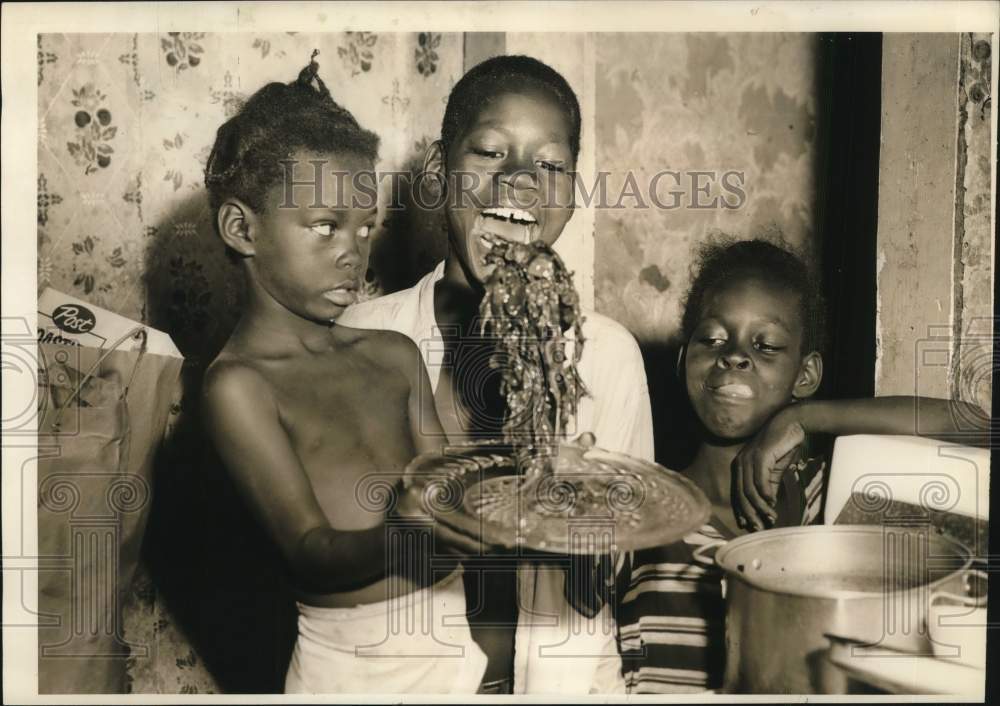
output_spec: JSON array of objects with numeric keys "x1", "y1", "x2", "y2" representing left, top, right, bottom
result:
[
  {"x1": 285, "y1": 567, "x2": 488, "y2": 694},
  {"x1": 339, "y1": 261, "x2": 655, "y2": 694}
]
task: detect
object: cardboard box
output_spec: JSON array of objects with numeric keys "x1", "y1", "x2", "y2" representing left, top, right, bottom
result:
[{"x1": 38, "y1": 288, "x2": 182, "y2": 358}]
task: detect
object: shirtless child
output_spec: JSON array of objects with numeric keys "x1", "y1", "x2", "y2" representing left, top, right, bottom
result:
[{"x1": 201, "y1": 55, "x2": 487, "y2": 694}]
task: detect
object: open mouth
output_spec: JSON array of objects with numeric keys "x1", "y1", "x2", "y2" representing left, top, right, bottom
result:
[
  {"x1": 474, "y1": 207, "x2": 539, "y2": 252},
  {"x1": 708, "y1": 382, "x2": 754, "y2": 400}
]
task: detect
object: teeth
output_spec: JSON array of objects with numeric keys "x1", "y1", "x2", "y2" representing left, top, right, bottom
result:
[
  {"x1": 479, "y1": 229, "x2": 531, "y2": 248},
  {"x1": 482, "y1": 207, "x2": 536, "y2": 224}
]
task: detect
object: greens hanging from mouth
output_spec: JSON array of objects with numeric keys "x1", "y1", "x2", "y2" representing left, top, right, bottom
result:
[
  {"x1": 401, "y1": 234, "x2": 711, "y2": 553},
  {"x1": 479, "y1": 234, "x2": 588, "y2": 473}
]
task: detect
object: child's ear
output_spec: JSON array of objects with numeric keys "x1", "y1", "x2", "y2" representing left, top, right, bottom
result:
[
  {"x1": 420, "y1": 141, "x2": 447, "y2": 205},
  {"x1": 217, "y1": 199, "x2": 256, "y2": 257},
  {"x1": 423, "y1": 140, "x2": 446, "y2": 184},
  {"x1": 792, "y1": 351, "x2": 823, "y2": 400}
]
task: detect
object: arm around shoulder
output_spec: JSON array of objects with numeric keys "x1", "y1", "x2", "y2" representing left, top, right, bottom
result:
[{"x1": 791, "y1": 396, "x2": 991, "y2": 448}]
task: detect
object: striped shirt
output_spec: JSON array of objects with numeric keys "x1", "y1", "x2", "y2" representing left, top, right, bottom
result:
[{"x1": 616, "y1": 455, "x2": 828, "y2": 694}]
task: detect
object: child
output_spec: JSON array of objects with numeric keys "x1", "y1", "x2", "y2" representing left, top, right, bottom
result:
[
  {"x1": 200, "y1": 54, "x2": 488, "y2": 694},
  {"x1": 338, "y1": 55, "x2": 654, "y2": 694},
  {"x1": 617, "y1": 238, "x2": 990, "y2": 693}
]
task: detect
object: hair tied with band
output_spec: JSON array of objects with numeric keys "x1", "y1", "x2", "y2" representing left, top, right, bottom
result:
[
  {"x1": 204, "y1": 46, "x2": 379, "y2": 213},
  {"x1": 297, "y1": 49, "x2": 330, "y2": 98}
]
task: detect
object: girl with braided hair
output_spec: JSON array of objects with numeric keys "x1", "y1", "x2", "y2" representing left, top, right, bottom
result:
[{"x1": 202, "y1": 53, "x2": 488, "y2": 694}]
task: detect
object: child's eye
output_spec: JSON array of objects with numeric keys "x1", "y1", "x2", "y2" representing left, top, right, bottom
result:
[
  {"x1": 356, "y1": 225, "x2": 372, "y2": 240},
  {"x1": 699, "y1": 336, "x2": 726, "y2": 347},
  {"x1": 754, "y1": 341, "x2": 784, "y2": 353},
  {"x1": 473, "y1": 148, "x2": 504, "y2": 159},
  {"x1": 537, "y1": 160, "x2": 566, "y2": 173},
  {"x1": 311, "y1": 223, "x2": 338, "y2": 237}
]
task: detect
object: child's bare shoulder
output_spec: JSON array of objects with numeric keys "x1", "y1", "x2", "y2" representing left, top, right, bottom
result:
[
  {"x1": 202, "y1": 351, "x2": 276, "y2": 414},
  {"x1": 338, "y1": 325, "x2": 422, "y2": 377}
]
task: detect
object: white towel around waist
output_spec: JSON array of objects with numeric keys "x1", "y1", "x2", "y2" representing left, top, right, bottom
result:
[{"x1": 285, "y1": 566, "x2": 488, "y2": 694}]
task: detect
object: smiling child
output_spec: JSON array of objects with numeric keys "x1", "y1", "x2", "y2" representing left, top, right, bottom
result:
[
  {"x1": 679, "y1": 239, "x2": 827, "y2": 534},
  {"x1": 200, "y1": 54, "x2": 488, "y2": 694},
  {"x1": 339, "y1": 55, "x2": 654, "y2": 694},
  {"x1": 617, "y1": 237, "x2": 990, "y2": 693}
]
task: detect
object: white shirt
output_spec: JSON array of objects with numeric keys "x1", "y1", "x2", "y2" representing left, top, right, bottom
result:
[{"x1": 338, "y1": 261, "x2": 655, "y2": 694}]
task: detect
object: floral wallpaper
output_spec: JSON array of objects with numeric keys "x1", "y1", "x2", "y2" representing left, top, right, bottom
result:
[
  {"x1": 954, "y1": 32, "x2": 993, "y2": 413},
  {"x1": 593, "y1": 33, "x2": 820, "y2": 345},
  {"x1": 33, "y1": 30, "x2": 992, "y2": 693},
  {"x1": 37, "y1": 31, "x2": 463, "y2": 693},
  {"x1": 37, "y1": 31, "x2": 460, "y2": 365}
]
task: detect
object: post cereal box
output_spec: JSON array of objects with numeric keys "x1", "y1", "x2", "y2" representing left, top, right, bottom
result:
[{"x1": 38, "y1": 288, "x2": 182, "y2": 358}]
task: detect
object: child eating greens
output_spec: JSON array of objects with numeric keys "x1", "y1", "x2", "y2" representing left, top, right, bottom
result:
[
  {"x1": 200, "y1": 53, "x2": 488, "y2": 694},
  {"x1": 339, "y1": 55, "x2": 654, "y2": 694},
  {"x1": 617, "y1": 237, "x2": 989, "y2": 693}
]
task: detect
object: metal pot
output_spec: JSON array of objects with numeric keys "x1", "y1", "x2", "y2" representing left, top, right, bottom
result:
[{"x1": 709, "y1": 525, "x2": 975, "y2": 694}]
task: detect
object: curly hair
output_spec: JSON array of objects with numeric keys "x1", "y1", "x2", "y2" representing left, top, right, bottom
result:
[
  {"x1": 681, "y1": 236, "x2": 827, "y2": 355},
  {"x1": 440, "y1": 54, "x2": 581, "y2": 161},
  {"x1": 205, "y1": 50, "x2": 379, "y2": 215}
]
